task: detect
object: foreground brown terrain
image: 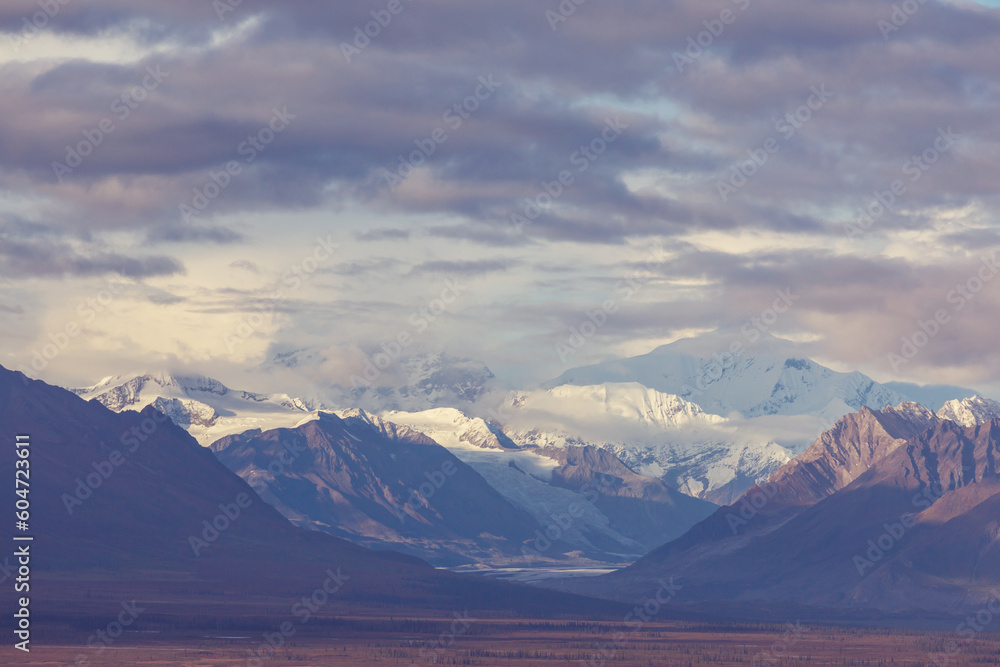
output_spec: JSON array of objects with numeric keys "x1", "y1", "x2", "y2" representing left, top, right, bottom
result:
[{"x1": 5, "y1": 617, "x2": 1000, "y2": 666}]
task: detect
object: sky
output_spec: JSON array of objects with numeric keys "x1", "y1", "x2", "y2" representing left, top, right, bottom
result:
[{"x1": 1, "y1": 0, "x2": 999, "y2": 396}]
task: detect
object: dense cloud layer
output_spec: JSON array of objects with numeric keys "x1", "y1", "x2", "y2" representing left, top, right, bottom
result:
[{"x1": 1, "y1": 0, "x2": 999, "y2": 392}]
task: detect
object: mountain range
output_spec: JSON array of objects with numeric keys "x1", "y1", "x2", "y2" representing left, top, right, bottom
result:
[
  {"x1": 210, "y1": 409, "x2": 578, "y2": 566},
  {"x1": 10, "y1": 326, "x2": 1000, "y2": 622},
  {"x1": 546, "y1": 334, "x2": 974, "y2": 419},
  {"x1": 66, "y1": 334, "x2": 994, "y2": 568},
  {"x1": 71, "y1": 372, "x2": 721, "y2": 565},
  {"x1": 553, "y1": 400, "x2": 1000, "y2": 613},
  {"x1": 72, "y1": 371, "x2": 329, "y2": 444},
  {"x1": 0, "y1": 365, "x2": 617, "y2": 624}
]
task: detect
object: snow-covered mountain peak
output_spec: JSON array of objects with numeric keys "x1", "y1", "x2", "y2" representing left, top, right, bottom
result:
[
  {"x1": 881, "y1": 400, "x2": 937, "y2": 429},
  {"x1": 383, "y1": 407, "x2": 519, "y2": 451},
  {"x1": 543, "y1": 338, "x2": 967, "y2": 423},
  {"x1": 72, "y1": 371, "x2": 233, "y2": 410},
  {"x1": 71, "y1": 371, "x2": 334, "y2": 445},
  {"x1": 937, "y1": 395, "x2": 1000, "y2": 427},
  {"x1": 532, "y1": 382, "x2": 726, "y2": 428}
]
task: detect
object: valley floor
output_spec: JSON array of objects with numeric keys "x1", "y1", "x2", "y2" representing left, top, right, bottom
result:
[{"x1": 8, "y1": 617, "x2": 1000, "y2": 666}]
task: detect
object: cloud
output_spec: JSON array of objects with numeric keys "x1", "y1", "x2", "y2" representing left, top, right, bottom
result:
[
  {"x1": 229, "y1": 259, "x2": 261, "y2": 273},
  {"x1": 355, "y1": 227, "x2": 410, "y2": 241},
  {"x1": 146, "y1": 224, "x2": 244, "y2": 244},
  {"x1": 408, "y1": 259, "x2": 517, "y2": 276},
  {"x1": 3, "y1": 0, "x2": 1000, "y2": 389},
  {"x1": 0, "y1": 216, "x2": 184, "y2": 279}
]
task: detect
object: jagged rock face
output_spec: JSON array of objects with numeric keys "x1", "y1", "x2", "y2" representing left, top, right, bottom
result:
[
  {"x1": 384, "y1": 408, "x2": 519, "y2": 451},
  {"x1": 937, "y1": 395, "x2": 1000, "y2": 427},
  {"x1": 377, "y1": 407, "x2": 718, "y2": 558},
  {"x1": 152, "y1": 397, "x2": 219, "y2": 427},
  {"x1": 537, "y1": 445, "x2": 718, "y2": 549},
  {"x1": 557, "y1": 405, "x2": 1000, "y2": 614},
  {"x1": 210, "y1": 410, "x2": 561, "y2": 567},
  {"x1": 767, "y1": 402, "x2": 937, "y2": 507},
  {"x1": 73, "y1": 372, "x2": 230, "y2": 410}
]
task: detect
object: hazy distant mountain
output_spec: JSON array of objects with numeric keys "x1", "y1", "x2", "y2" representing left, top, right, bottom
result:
[
  {"x1": 273, "y1": 349, "x2": 498, "y2": 412},
  {"x1": 546, "y1": 334, "x2": 976, "y2": 423},
  {"x1": 557, "y1": 402, "x2": 1000, "y2": 613},
  {"x1": 884, "y1": 381, "x2": 978, "y2": 411},
  {"x1": 535, "y1": 336, "x2": 983, "y2": 504}
]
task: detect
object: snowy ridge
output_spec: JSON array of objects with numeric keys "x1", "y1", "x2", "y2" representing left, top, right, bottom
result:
[
  {"x1": 382, "y1": 406, "x2": 717, "y2": 558},
  {"x1": 72, "y1": 371, "x2": 333, "y2": 445},
  {"x1": 501, "y1": 382, "x2": 792, "y2": 504},
  {"x1": 522, "y1": 382, "x2": 726, "y2": 429},
  {"x1": 937, "y1": 395, "x2": 1000, "y2": 427},
  {"x1": 382, "y1": 407, "x2": 645, "y2": 555},
  {"x1": 383, "y1": 407, "x2": 518, "y2": 451},
  {"x1": 548, "y1": 347, "x2": 909, "y2": 422}
]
